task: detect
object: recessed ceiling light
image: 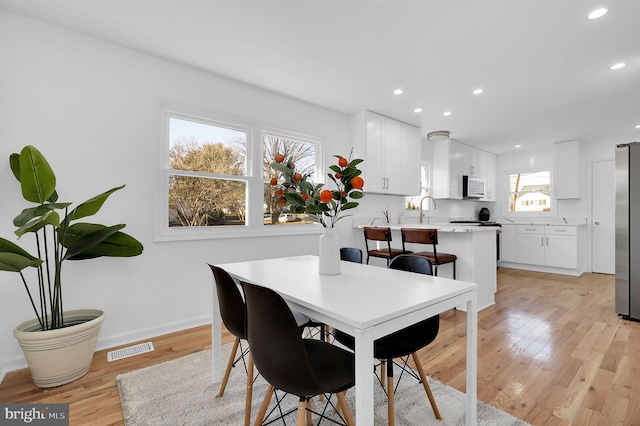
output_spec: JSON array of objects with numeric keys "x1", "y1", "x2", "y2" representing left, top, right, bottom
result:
[
  {"x1": 611, "y1": 63, "x2": 626, "y2": 70},
  {"x1": 473, "y1": 89, "x2": 484, "y2": 95},
  {"x1": 413, "y1": 108, "x2": 422, "y2": 113},
  {"x1": 443, "y1": 111, "x2": 452, "y2": 116},
  {"x1": 515, "y1": 144, "x2": 522, "y2": 148},
  {"x1": 588, "y1": 8, "x2": 608, "y2": 20},
  {"x1": 393, "y1": 89, "x2": 403, "y2": 95}
]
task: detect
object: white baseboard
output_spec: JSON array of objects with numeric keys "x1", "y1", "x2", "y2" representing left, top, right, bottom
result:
[
  {"x1": 498, "y1": 262, "x2": 583, "y2": 277},
  {"x1": 0, "y1": 315, "x2": 212, "y2": 382},
  {"x1": 95, "y1": 315, "x2": 212, "y2": 352}
]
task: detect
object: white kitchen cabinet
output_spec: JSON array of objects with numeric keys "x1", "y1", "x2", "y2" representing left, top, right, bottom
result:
[
  {"x1": 516, "y1": 226, "x2": 546, "y2": 265},
  {"x1": 432, "y1": 139, "x2": 497, "y2": 200},
  {"x1": 514, "y1": 225, "x2": 577, "y2": 269},
  {"x1": 555, "y1": 140, "x2": 581, "y2": 199},
  {"x1": 351, "y1": 111, "x2": 420, "y2": 195},
  {"x1": 400, "y1": 123, "x2": 422, "y2": 195},
  {"x1": 432, "y1": 138, "x2": 463, "y2": 199},
  {"x1": 545, "y1": 226, "x2": 578, "y2": 268},
  {"x1": 499, "y1": 224, "x2": 517, "y2": 262},
  {"x1": 461, "y1": 144, "x2": 478, "y2": 177},
  {"x1": 481, "y1": 151, "x2": 498, "y2": 201}
]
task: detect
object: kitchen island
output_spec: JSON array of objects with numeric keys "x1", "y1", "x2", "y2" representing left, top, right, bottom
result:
[{"x1": 353, "y1": 224, "x2": 497, "y2": 311}]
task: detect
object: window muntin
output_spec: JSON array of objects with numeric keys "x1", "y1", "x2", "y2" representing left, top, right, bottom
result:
[
  {"x1": 262, "y1": 132, "x2": 320, "y2": 226},
  {"x1": 507, "y1": 170, "x2": 551, "y2": 213},
  {"x1": 167, "y1": 116, "x2": 250, "y2": 228}
]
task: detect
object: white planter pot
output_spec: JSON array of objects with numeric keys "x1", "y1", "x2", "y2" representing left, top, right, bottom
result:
[{"x1": 13, "y1": 309, "x2": 106, "y2": 388}]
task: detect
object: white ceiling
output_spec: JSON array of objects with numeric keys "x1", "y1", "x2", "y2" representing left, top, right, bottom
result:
[{"x1": 1, "y1": 0, "x2": 639, "y2": 153}]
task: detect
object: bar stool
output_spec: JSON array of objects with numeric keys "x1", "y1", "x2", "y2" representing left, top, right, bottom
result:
[
  {"x1": 400, "y1": 228, "x2": 457, "y2": 279},
  {"x1": 363, "y1": 226, "x2": 410, "y2": 265}
]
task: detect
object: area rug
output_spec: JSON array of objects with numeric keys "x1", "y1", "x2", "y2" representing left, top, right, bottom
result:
[{"x1": 117, "y1": 344, "x2": 530, "y2": 425}]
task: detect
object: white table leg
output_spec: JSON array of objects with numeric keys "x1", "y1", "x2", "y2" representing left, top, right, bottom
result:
[
  {"x1": 212, "y1": 281, "x2": 222, "y2": 383},
  {"x1": 466, "y1": 290, "x2": 478, "y2": 425},
  {"x1": 353, "y1": 327, "x2": 374, "y2": 425}
]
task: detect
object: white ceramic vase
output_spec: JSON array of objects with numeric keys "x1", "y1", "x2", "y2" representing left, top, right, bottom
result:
[
  {"x1": 319, "y1": 226, "x2": 341, "y2": 275},
  {"x1": 13, "y1": 309, "x2": 105, "y2": 388}
]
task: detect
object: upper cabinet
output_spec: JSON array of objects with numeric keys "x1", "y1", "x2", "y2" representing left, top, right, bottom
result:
[
  {"x1": 432, "y1": 139, "x2": 463, "y2": 199},
  {"x1": 554, "y1": 140, "x2": 581, "y2": 199},
  {"x1": 431, "y1": 139, "x2": 497, "y2": 201},
  {"x1": 351, "y1": 111, "x2": 421, "y2": 195}
]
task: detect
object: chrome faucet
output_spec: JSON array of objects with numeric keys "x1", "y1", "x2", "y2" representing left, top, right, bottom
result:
[{"x1": 419, "y1": 196, "x2": 437, "y2": 224}]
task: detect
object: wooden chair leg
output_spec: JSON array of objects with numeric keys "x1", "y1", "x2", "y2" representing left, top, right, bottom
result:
[
  {"x1": 411, "y1": 352, "x2": 442, "y2": 419},
  {"x1": 297, "y1": 399, "x2": 306, "y2": 426},
  {"x1": 217, "y1": 336, "x2": 239, "y2": 397},
  {"x1": 306, "y1": 398, "x2": 312, "y2": 425},
  {"x1": 336, "y1": 391, "x2": 355, "y2": 426},
  {"x1": 380, "y1": 360, "x2": 387, "y2": 390},
  {"x1": 254, "y1": 385, "x2": 275, "y2": 426},
  {"x1": 244, "y1": 353, "x2": 254, "y2": 426},
  {"x1": 387, "y1": 360, "x2": 395, "y2": 426}
]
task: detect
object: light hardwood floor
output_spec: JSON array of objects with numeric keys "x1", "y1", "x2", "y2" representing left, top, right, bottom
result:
[{"x1": 1, "y1": 268, "x2": 638, "y2": 425}]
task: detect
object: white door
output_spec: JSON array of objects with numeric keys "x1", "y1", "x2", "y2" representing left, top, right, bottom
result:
[{"x1": 592, "y1": 159, "x2": 615, "y2": 274}]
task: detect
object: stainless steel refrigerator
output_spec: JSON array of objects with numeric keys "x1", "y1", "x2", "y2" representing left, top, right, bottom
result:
[{"x1": 616, "y1": 142, "x2": 640, "y2": 320}]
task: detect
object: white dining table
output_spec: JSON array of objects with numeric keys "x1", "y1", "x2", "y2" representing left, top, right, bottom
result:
[{"x1": 213, "y1": 255, "x2": 478, "y2": 425}]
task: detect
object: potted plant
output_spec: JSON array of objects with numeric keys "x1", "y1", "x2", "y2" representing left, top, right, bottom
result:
[
  {"x1": 269, "y1": 151, "x2": 364, "y2": 274},
  {"x1": 0, "y1": 145, "x2": 143, "y2": 387}
]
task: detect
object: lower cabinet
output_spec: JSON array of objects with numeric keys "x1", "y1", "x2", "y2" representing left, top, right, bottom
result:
[{"x1": 514, "y1": 225, "x2": 578, "y2": 269}]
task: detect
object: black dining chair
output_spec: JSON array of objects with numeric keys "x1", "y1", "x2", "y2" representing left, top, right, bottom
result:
[
  {"x1": 340, "y1": 247, "x2": 363, "y2": 263},
  {"x1": 332, "y1": 254, "x2": 442, "y2": 425},
  {"x1": 209, "y1": 264, "x2": 317, "y2": 426},
  {"x1": 242, "y1": 281, "x2": 356, "y2": 426},
  {"x1": 208, "y1": 264, "x2": 255, "y2": 426}
]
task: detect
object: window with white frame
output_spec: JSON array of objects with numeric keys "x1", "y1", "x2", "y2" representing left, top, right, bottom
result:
[
  {"x1": 159, "y1": 107, "x2": 324, "y2": 240},
  {"x1": 507, "y1": 170, "x2": 552, "y2": 213},
  {"x1": 262, "y1": 132, "x2": 320, "y2": 226},
  {"x1": 405, "y1": 162, "x2": 431, "y2": 210},
  {"x1": 167, "y1": 115, "x2": 250, "y2": 228}
]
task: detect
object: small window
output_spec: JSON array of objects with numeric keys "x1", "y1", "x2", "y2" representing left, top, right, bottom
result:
[
  {"x1": 405, "y1": 162, "x2": 431, "y2": 210},
  {"x1": 507, "y1": 171, "x2": 551, "y2": 213},
  {"x1": 262, "y1": 132, "x2": 320, "y2": 226},
  {"x1": 168, "y1": 116, "x2": 249, "y2": 227}
]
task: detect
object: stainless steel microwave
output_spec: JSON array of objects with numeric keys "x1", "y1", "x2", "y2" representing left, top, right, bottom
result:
[{"x1": 463, "y1": 176, "x2": 485, "y2": 199}]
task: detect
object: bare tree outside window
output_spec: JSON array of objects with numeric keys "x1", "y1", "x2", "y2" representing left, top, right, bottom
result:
[
  {"x1": 508, "y1": 171, "x2": 551, "y2": 212},
  {"x1": 168, "y1": 118, "x2": 248, "y2": 227},
  {"x1": 263, "y1": 134, "x2": 317, "y2": 225}
]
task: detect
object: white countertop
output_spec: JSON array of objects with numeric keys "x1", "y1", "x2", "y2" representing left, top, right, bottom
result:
[{"x1": 355, "y1": 223, "x2": 499, "y2": 233}]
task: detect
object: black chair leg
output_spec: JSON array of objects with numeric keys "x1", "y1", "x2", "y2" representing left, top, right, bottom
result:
[{"x1": 453, "y1": 262, "x2": 456, "y2": 279}]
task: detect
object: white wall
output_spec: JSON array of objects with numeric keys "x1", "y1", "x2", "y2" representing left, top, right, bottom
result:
[{"x1": 0, "y1": 11, "x2": 356, "y2": 375}]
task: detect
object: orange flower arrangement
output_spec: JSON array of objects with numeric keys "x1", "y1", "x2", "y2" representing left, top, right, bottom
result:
[{"x1": 270, "y1": 152, "x2": 364, "y2": 228}]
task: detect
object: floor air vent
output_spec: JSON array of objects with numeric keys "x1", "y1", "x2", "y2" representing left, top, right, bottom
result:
[{"x1": 107, "y1": 342, "x2": 155, "y2": 362}]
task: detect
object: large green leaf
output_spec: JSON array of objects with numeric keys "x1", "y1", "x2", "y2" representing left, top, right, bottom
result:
[
  {"x1": 60, "y1": 223, "x2": 143, "y2": 260},
  {"x1": 18, "y1": 146, "x2": 56, "y2": 204},
  {"x1": 0, "y1": 238, "x2": 42, "y2": 272},
  {"x1": 9, "y1": 153, "x2": 20, "y2": 182},
  {"x1": 0, "y1": 253, "x2": 43, "y2": 272},
  {"x1": 61, "y1": 185, "x2": 125, "y2": 228},
  {"x1": 14, "y1": 211, "x2": 60, "y2": 237},
  {"x1": 13, "y1": 203, "x2": 71, "y2": 228}
]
